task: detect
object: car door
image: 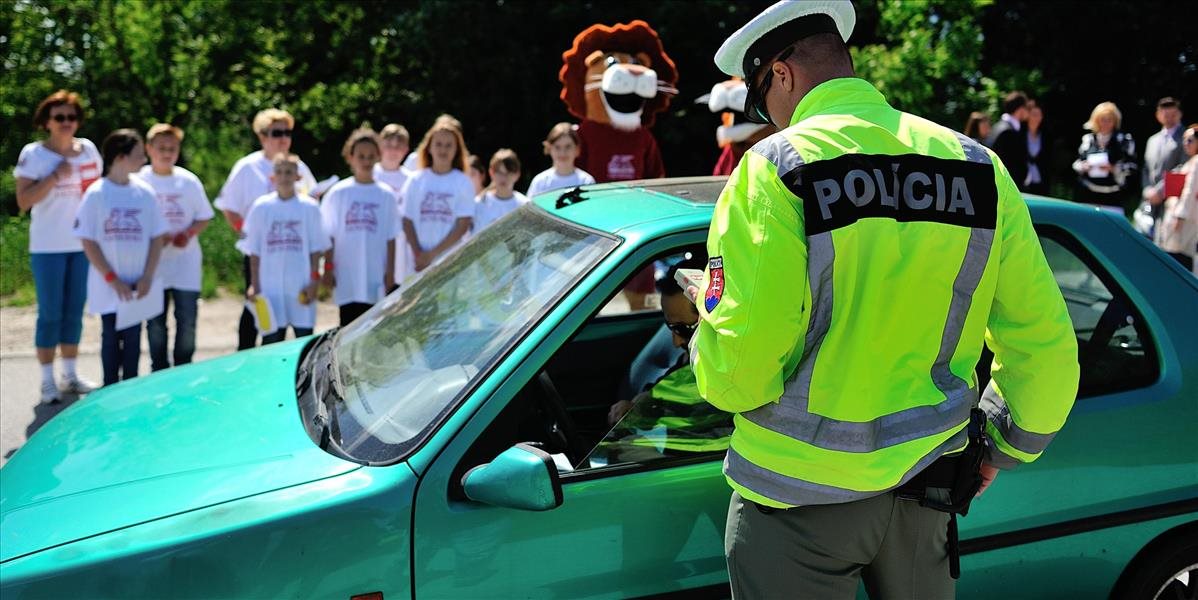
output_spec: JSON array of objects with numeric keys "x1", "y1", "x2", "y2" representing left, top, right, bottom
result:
[
  {"x1": 957, "y1": 218, "x2": 1198, "y2": 597},
  {"x1": 411, "y1": 232, "x2": 734, "y2": 599}
]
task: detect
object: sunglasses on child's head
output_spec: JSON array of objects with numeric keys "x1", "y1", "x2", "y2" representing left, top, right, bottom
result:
[
  {"x1": 51, "y1": 114, "x2": 79, "y2": 123},
  {"x1": 266, "y1": 129, "x2": 293, "y2": 138}
]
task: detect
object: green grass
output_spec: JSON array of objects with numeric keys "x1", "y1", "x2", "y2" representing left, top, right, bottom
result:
[{"x1": 0, "y1": 213, "x2": 246, "y2": 306}]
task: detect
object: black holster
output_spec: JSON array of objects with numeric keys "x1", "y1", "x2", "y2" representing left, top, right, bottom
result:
[{"x1": 894, "y1": 408, "x2": 988, "y2": 580}]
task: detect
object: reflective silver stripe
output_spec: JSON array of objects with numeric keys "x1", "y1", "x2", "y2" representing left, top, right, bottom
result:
[
  {"x1": 979, "y1": 381, "x2": 1057, "y2": 459},
  {"x1": 725, "y1": 425, "x2": 970, "y2": 506},
  {"x1": 739, "y1": 132, "x2": 999, "y2": 454},
  {"x1": 750, "y1": 132, "x2": 805, "y2": 178},
  {"x1": 954, "y1": 131, "x2": 993, "y2": 166},
  {"x1": 785, "y1": 231, "x2": 835, "y2": 404},
  {"x1": 929, "y1": 226, "x2": 994, "y2": 406}
]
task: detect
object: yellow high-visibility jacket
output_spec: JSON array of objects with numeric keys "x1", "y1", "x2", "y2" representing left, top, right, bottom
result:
[{"x1": 691, "y1": 77, "x2": 1079, "y2": 509}]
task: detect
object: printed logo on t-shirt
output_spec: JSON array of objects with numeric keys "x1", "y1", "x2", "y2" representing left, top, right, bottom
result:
[
  {"x1": 420, "y1": 193, "x2": 455, "y2": 224},
  {"x1": 79, "y1": 162, "x2": 100, "y2": 195},
  {"x1": 266, "y1": 220, "x2": 304, "y2": 252},
  {"x1": 607, "y1": 155, "x2": 636, "y2": 181},
  {"x1": 103, "y1": 208, "x2": 143, "y2": 241},
  {"x1": 346, "y1": 201, "x2": 379, "y2": 232},
  {"x1": 158, "y1": 194, "x2": 187, "y2": 228}
]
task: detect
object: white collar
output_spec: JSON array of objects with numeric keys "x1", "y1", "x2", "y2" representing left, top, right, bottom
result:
[{"x1": 1001, "y1": 113, "x2": 1022, "y2": 131}]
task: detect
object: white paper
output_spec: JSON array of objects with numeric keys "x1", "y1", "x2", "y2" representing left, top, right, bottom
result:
[
  {"x1": 244, "y1": 296, "x2": 279, "y2": 336},
  {"x1": 115, "y1": 278, "x2": 165, "y2": 330},
  {"x1": 310, "y1": 175, "x2": 340, "y2": 198},
  {"x1": 1087, "y1": 152, "x2": 1110, "y2": 179}
]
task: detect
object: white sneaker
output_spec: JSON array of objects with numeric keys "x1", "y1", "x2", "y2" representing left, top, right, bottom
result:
[
  {"x1": 60, "y1": 375, "x2": 97, "y2": 395},
  {"x1": 40, "y1": 380, "x2": 62, "y2": 405}
]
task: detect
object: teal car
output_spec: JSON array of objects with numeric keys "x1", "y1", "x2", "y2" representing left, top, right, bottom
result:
[{"x1": 2, "y1": 177, "x2": 1195, "y2": 599}]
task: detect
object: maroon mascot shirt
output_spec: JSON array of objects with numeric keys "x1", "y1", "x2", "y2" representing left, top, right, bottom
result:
[{"x1": 576, "y1": 120, "x2": 666, "y2": 183}]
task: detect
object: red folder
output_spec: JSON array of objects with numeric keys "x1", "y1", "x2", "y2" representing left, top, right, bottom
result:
[{"x1": 1164, "y1": 171, "x2": 1186, "y2": 198}]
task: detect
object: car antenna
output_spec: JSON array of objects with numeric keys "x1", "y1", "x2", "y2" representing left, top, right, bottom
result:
[{"x1": 555, "y1": 186, "x2": 589, "y2": 209}]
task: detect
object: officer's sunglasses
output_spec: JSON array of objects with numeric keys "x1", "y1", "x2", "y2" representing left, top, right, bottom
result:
[
  {"x1": 666, "y1": 321, "x2": 698, "y2": 340},
  {"x1": 744, "y1": 45, "x2": 795, "y2": 126},
  {"x1": 265, "y1": 129, "x2": 293, "y2": 138}
]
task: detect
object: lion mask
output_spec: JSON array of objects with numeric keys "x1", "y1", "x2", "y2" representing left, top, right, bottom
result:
[{"x1": 559, "y1": 20, "x2": 679, "y2": 131}]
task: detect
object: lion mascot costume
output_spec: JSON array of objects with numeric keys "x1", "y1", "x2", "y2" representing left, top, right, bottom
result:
[
  {"x1": 559, "y1": 20, "x2": 678, "y2": 183},
  {"x1": 696, "y1": 78, "x2": 773, "y2": 176}
]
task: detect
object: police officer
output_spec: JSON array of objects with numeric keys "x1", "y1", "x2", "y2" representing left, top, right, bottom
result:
[{"x1": 689, "y1": 2, "x2": 1080, "y2": 598}]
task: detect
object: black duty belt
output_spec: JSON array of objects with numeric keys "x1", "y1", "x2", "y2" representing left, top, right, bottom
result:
[{"x1": 750, "y1": 409, "x2": 989, "y2": 580}]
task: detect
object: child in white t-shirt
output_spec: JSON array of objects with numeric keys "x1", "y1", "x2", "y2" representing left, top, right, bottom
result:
[
  {"x1": 373, "y1": 123, "x2": 411, "y2": 283},
  {"x1": 244, "y1": 154, "x2": 329, "y2": 344},
  {"x1": 474, "y1": 148, "x2": 530, "y2": 233},
  {"x1": 527, "y1": 122, "x2": 595, "y2": 197},
  {"x1": 401, "y1": 119, "x2": 475, "y2": 277},
  {"x1": 322, "y1": 128, "x2": 398, "y2": 326},
  {"x1": 137, "y1": 123, "x2": 214, "y2": 371},
  {"x1": 215, "y1": 108, "x2": 318, "y2": 351},
  {"x1": 73, "y1": 129, "x2": 168, "y2": 385}
]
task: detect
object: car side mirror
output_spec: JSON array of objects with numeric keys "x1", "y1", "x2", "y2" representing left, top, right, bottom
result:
[{"x1": 461, "y1": 443, "x2": 564, "y2": 511}]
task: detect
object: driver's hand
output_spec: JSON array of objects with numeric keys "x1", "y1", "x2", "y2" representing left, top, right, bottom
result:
[{"x1": 608, "y1": 400, "x2": 634, "y2": 426}]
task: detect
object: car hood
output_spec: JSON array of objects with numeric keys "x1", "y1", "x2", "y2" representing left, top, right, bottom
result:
[{"x1": 0, "y1": 339, "x2": 359, "y2": 563}]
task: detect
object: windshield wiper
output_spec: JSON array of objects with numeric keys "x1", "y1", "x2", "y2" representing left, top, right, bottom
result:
[
  {"x1": 310, "y1": 354, "x2": 347, "y2": 454},
  {"x1": 555, "y1": 186, "x2": 590, "y2": 209}
]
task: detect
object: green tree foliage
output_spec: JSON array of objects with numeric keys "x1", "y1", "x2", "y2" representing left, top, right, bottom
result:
[
  {"x1": 851, "y1": 0, "x2": 1037, "y2": 127},
  {"x1": 1, "y1": 0, "x2": 1193, "y2": 300}
]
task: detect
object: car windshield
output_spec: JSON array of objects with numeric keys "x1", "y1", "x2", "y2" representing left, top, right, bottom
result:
[{"x1": 324, "y1": 206, "x2": 617, "y2": 463}]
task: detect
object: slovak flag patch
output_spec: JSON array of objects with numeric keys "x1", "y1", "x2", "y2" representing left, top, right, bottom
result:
[{"x1": 705, "y1": 256, "x2": 724, "y2": 312}]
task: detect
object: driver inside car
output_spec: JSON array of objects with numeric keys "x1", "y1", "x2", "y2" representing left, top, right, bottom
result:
[{"x1": 591, "y1": 259, "x2": 733, "y2": 465}]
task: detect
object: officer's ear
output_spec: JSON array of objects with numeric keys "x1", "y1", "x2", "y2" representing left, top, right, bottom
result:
[{"x1": 773, "y1": 59, "x2": 798, "y2": 94}]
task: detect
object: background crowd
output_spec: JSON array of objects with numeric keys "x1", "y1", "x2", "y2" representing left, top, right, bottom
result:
[
  {"x1": 3, "y1": 1, "x2": 1195, "y2": 404},
  {"x1": 969, "y1": 92, "x2": 1197, "y2": 270}
]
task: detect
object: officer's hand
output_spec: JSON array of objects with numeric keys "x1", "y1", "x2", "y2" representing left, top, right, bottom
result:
[
  {"x1": 608, "y1": 400, "x2": 633, "y2": 426},
  {"x1": 683, "y1": 285, "x2": 699, "y2": 304},
  {"x1": 976, "y1": 462, "x2": 999, "y2": 497}
]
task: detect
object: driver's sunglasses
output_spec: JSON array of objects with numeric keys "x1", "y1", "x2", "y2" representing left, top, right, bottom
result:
[
  {"x1": 266, "y1": 129, "x2": 293, "y2": 138},
  {"x1": 747, "y1": 45, "x2": 795, "y2": 125},
  {"x1": 666, "y1": 321, "x2": 698, "y2": 339}
]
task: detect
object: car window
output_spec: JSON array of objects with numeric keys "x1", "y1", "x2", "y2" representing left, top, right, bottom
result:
[
  {"x1": 573, "y1": 248, "x2": 733, "y2": 474},
  {"x1": 1038, "y1": 231, "x2": 1159, "y2": 397},
  {"x1": 323, "y1": 206, "x2": 618, "y2": 464}
]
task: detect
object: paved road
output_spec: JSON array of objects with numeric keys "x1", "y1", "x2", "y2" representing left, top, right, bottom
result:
[{"x1": 0, "y1": 294, "x2": 337, "y2": 467}]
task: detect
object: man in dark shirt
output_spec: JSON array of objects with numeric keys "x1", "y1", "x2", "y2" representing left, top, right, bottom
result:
[{"x1": 985, "y1": 91, "x2": 1030, "y2": 190}]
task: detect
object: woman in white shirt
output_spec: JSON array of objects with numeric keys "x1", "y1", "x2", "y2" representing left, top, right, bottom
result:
[{"x1": 13, "y1": 90, "x2": 102, "y2": 403}]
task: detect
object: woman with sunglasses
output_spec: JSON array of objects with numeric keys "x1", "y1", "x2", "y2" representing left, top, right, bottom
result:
[
  {"x1": 14, "y1": 89, "x2": 102, "y2": 404},
  {"x1": 214, "y1": 108, "x2": 317, "y2": 350}
]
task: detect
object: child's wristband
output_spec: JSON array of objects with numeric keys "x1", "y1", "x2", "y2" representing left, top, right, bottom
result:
[
  {"x1": 104, "y1": 271, "x2": 116, "y2": 283},
  {"x1": 310, "y1": 270, "x2": 321, "y2": 281}
]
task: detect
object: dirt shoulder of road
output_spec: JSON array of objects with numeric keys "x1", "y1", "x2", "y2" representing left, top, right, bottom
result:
[{"x1": 0, "y1": 290, "x2": 339, "y2": 359}]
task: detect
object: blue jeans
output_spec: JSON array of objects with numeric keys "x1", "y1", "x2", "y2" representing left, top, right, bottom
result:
[
  {"x1": 147, "y1": 288, "x2": 200, "y2": 371},
  {"x1": 100, "y1": 313, "x2": 141, "y2": 386},
  {"x1": 31, "y1": 252, "x2": 89, "y2": 349}
]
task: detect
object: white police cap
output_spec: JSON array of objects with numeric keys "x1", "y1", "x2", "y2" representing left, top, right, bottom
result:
[{"x1": 715, "y1": 1, "x2": 856, "y2": 79}]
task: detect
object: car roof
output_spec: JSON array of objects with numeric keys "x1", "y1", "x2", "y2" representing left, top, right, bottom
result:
[{"x1": 532, "y1": 176, "x2": 1109, "y2": 237}]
